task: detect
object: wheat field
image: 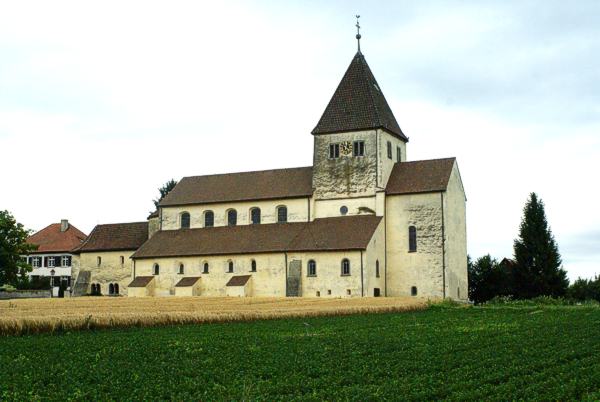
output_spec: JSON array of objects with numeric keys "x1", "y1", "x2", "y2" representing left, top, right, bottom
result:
[{"x1": 0, "y1": 296, "x2": 429, "y2": 335}]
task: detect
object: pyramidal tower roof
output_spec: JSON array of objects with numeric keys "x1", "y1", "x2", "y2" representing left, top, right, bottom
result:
[{"x1": 312, "y1": 51, "x2": 407, "y2": 141}]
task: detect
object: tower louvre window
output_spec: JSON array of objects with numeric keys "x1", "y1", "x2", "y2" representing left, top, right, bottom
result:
[
  {"x1": 387, "y1": 141, "x2": 392, "y2": 159},
  {"x1": 353, "y1": 140, "x2": 365, "y2": 156},
  {"x1": 329, "y1": 143, "x2": 340, "y2": 159}
]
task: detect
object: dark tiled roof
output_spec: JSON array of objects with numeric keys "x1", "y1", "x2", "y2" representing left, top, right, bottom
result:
[
  {"x1": 226, "y1": 275, "x2": 251, "y2": 287},
  {"x1": 175, "y1": 277, "x2": 201, "y2": 287},
  {"x1": 73, "y1": 222, "x2": 148, "y2": 253},
  {"x1": 132, "y1": 215, "x2": 382, "y2": 259},
  {"x1": 27, "y1": 223, "x2": 87, "y2": 254},
  {"x1": 128, "y1": 276, "x2": 154, "y2": 288},
  {"x1": 386, "y1": 158, "x2": 456, "y2": 195},
  {"x1": 159, "y1": 167, "x2": 313, "y2": 207},
  {"x1": 312, "y1": 52, "x2": 407, "y2": 141},
  {"x1": 147, "y1": 210, "x2": 159, "y2": 219}
]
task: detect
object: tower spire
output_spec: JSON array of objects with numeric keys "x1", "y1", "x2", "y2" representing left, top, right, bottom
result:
[{"x1": 355, "y1": 15, "x2": 361, "y2": 53}]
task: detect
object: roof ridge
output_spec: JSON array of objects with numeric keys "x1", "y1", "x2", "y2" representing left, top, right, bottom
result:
[{"x1": 182, "y1": 166, "x2": 313, "y2": 180}]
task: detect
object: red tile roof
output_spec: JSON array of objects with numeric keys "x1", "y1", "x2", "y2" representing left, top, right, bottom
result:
[
  {"x1": 226, "y1": 275, "x2": 251, "y2": 287},
  {"x1": 132, "y1": 215, "x2": 382, "y2": 259},
  {"x1": 312, "y1": 52, "x2": 407, "y2": 141},
  {"x1": 27, "y1": 223, "x2": 87, "y2": 254},
  {"x1": 386, "y1": 158, "x2": 456, "y2": 195},
  {"x1": 159, "y1": 166, "x2": 313, "y2": 207},
  {"x1": 72, "y1": 222, "x2": 148, "y2": 253}
]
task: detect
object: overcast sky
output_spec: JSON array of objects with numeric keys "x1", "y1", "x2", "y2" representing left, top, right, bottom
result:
[{"x1": 1, "y1": 1, "x2": 599, "y2": 281}]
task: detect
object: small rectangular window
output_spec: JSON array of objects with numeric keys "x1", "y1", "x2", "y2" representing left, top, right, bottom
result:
[
  {"x1": 387, "y1": 141, "x2": 392, "y2": 159},
  {"x1": 409, "y1": 226, "x2": 417, "y2": 252},
  {"x1": 48, "y1": 257, "x2": 55, "y2": 268},
  {"x1": 32, "y1": 257, "x2": 40, "y2": 268},
  {"x1": 396, "y1": 146, "x2": 402, "y2": 162},
  {"x1": 353, "y1": 140, "x2": 365, "y2": 156},
  {"x1": 329, "y1": 143, "x2": 340, "y2": 159},
  {"x1": 62, "y1": 256, "x2": 71, "y2": 267}
]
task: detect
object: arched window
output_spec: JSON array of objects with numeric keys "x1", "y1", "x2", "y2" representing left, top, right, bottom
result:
[
  {"x1": 341, "y1": 259, "x2": 350, "y2": 276},
  {"x1": 250, "y1": 208, "x2": 261, "y2": 224},
  {"x1": 91, "y1": 283, "x2": 99, "y2": 295},
  {"x1": 277, "y1": 206, "x2": 287, "y2": 223},
  {"x1": 409, "y1": 226, "x2": 417, "y2": 252},
  {"x1": 411, "y1": 286, "x2": 418, "y2": 296},
  {"x1": 204, "y1": 210, "x2": 214, "y2": 228},
  {"x1": 178, "y1": 263, "x2": 184, "y2": 275},
  {"x1": 109, "y1": 283, "x2": 114, "y2": 295},
  {"x1": 228, "y1": 260, "x2": 234, "y2": 273},
  {"x1": 203, "y1": 262, "x2": 209, "y2": 274},
  {"x1": 307, "y1": 260, "x2": 317, "y2": 277},
  {"x1": 114, "y1": 283, "x2": 119, "y2": 295},
  {"x1": 375, "y1": 260, "x2": 380, "y2": 278},
  {"x1": 153, "y1": 263, "x2": 160, "y2": 275},
  {"x1": 251, "y1": 259, "x2": 257, "y2": 272},
  {"x1": 180, "y1": 212, "x2": 191, "y2": 229},
  {"x1": 97, "y1": 256, "x2": 101, "y2": 266},
  {"x1": 227, "y1": 209, "x2": 237, "y2": 226}
]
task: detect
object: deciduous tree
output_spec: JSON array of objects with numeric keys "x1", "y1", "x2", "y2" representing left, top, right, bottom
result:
[{"x1": 0, "y1": 210, "x2": 37, "y2": 287}]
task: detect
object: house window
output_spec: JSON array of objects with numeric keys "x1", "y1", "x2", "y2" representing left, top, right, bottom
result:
[
  {"x1": 375, "y1": 260, "x2": 380, "y2": 278},
  {"x1": 251, "y1": 260, "x2": 257, "y2": 272},
  {"x1": 178, "y1": 263, "x2": 184, "y2": 275},
  {"x1": 411, "y1": 286, "x2": 418, "y2": 296},
  {"x1": 353, "y1": 140, "x2": 365, "y2": 156},
  {"x1": 307, "y1": 260, "x2": 317, "y2": 277},
  {"x1": 228, "y1": 261, "x2": 234, "y2": 273},
  {"x1": 341, "y1": 258, "x2": 350, "y2": 276},
  {"x1": 153, "y1": 264, "x2": 160, "y2": 275},
  {"x1": 329, "y1": 143, "x2": 340, "y2": 159},
  {"x1": 204, "y1": 211, "x2": 214, "y2": 227},
  {"x1": 62, "y1": 255, "x2": 71, "y2": 267},
  {"x1": 48, "y1": 257, "x2": 55, "y2": 268},
  {"x1": 397, "y1": 146, "x2": 402, "y2": 162},
  {"x1": 277, "y1": 206, "x2": 288, "y2": 223},
  {"x1": 203, "y1": 262, "x2": 209, "y2": 274},
  {"x1": 250, "y1": 208, "x2": 261, "y2": 224},
  {"x1": 409, "y1": 226, "x2": 417, "y2": 252},
  {"x1": 227, "y1": 209, "x2": 237, "y2": 226},
  {"x1": 180, "y1": 212, "x2": 191, "y2": 229},
  {"x1": 97, "y1": 257, "x2": 101, "y2": 267},
  {"x1": 387, "y1": 141, "x2": 392, "y2": 159},
  {"x1": 32, "y1": 257, "x2": 40, "y2": 268}
]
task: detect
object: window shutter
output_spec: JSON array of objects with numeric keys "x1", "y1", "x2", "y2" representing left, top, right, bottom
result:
[
  {"x1": 55, "y1": 256, "x2": 62, "y2": 267},
  {"x1": 67, "y1": 256, "x2": 72, "y2": 266}
]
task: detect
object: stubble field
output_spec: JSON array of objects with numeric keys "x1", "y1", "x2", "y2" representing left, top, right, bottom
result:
[{"x1": 0, "y1": 296, "x2": 427, "y2": 335}]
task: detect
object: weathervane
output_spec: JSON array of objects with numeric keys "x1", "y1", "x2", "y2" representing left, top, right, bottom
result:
[{"x1": 355, "y1": 15, "x2": 361, "y2": 53}]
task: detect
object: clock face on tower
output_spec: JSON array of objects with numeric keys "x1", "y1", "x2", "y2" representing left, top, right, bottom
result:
[{"x1": 340, "y1": 141, "x2": 353, "y2": 157}]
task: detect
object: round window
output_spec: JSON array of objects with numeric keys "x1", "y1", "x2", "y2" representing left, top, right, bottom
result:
[{"x1": 340, "y1": 206, "x2": 348, "y2": 215}]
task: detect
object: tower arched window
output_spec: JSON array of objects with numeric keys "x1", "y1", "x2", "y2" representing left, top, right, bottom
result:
[
  {"x1": 307, "y1": 260, "x2": 317, "y2": 277},
  {"x1": 227, "y1": 209, "x2": 237, "y2": 226},
  {"x1": 250, "y1": 208, "x2": 261, "y2": 224},
  {"x1": 277, "y1": 206, "x2": 288, "y2": 223},
  {"x1": 409, "y1": 226, "x2": 417, "y2": 252},
  {"x1": 341, "y1": 259, "x2": 351, "y2": 276},
  {"x1": 204, "y1": 210, "x2": 214, "y2": 227},
  {"x1": 153, "y1": 263, "x2": 160, "y2": 275},
  {"x1": 375, "y1": 260, "x2": 380, "y2": 278},
  {"x1": 203, "y1": 262, "x2": 209, "y2": 274},
  {"x1": 180, "y1": 212, "x2": 190, "y2": 229},
  {"x1": 178, "y1": 263, "x2": 184, "y2": 275}
]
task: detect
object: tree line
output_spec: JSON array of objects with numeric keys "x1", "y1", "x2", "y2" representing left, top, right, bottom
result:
[{"x1": 469, "y1": 192, "x2": 598, "y2": 304}]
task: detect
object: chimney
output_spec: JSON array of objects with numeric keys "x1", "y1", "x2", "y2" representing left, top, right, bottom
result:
[{"x1": 60, "y1": 219, "x2": 69, "y2": 232}]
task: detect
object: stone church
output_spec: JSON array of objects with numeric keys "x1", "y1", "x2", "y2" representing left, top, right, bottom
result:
[{"x1": 73, "y1": 47, "x2": 467, "y2": 299}]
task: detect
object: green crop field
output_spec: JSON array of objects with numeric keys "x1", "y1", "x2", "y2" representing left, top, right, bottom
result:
[{"x1": 1, "y1": 304, "x2": 600, "y2": 400}]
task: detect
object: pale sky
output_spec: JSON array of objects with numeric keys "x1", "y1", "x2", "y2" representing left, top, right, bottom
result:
[{"x1": 1, "y1": 1, "x2": 599, "y2": 281}]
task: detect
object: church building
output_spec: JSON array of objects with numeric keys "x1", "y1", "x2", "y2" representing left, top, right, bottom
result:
[{"x1": 122, "y1": 47, "x2": 468, "y2": 299}]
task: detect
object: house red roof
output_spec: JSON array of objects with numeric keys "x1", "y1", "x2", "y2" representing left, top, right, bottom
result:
[{"x1": 26, "y1": 222, "x2": 87, "y2": 254}]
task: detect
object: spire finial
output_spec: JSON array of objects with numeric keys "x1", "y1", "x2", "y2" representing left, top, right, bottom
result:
[{"x1": 355, "y1": 15, "x2": 361, "y2": 53}]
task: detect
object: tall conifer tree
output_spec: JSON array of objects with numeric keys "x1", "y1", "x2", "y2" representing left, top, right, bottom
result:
[{"x1": 513, "y1": 193, "x2": 568, "y2": 298}]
